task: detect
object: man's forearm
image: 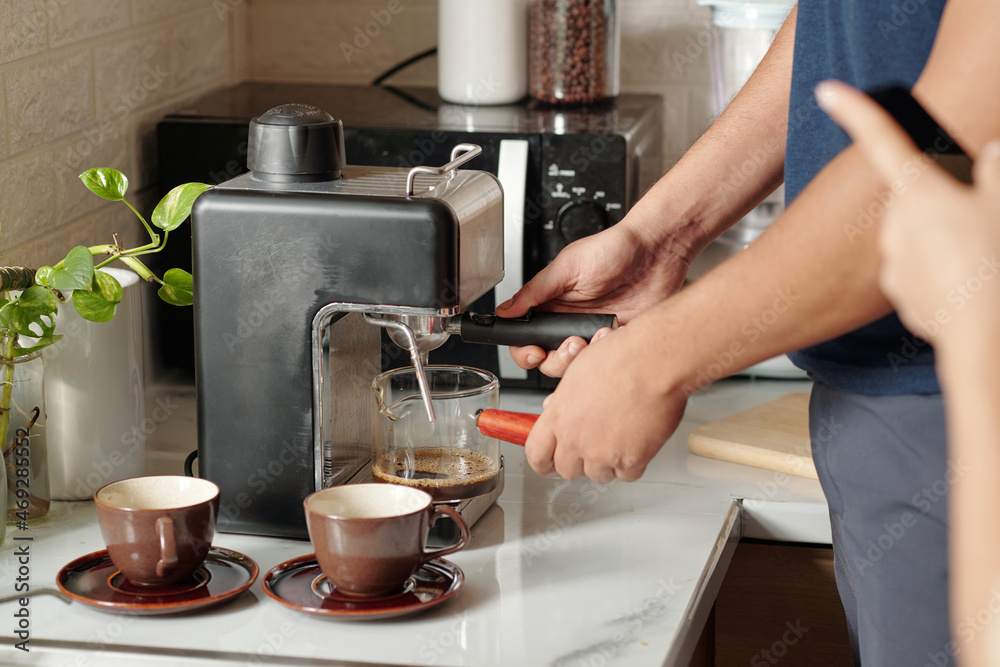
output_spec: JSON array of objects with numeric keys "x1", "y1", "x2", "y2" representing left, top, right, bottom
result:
[
  {"x1": 625, "y1": 6, "x2": 797, "y2": 259},
  {"x1": 626, "y1": 144, "x2": 892, "y2": 394}
]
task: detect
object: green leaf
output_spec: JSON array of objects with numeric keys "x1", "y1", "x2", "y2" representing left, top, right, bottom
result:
[
  {"x1": 72, "y1": 272, "x2": 123, "y2": 323},
  {"x1": 0, "y1": 286, "x2": 59, "y2": 339},
  {"x1": 72, "y1": 291, "x2": 116, "y2": 322},
  {"x1": 14, "y1": 335, "x2": 62, "y2": 357},
  {"x1": 47, "y1": 246, "x2": 94, "y2": 290},
  {"x1": 94, "y1": 271, "x2": 124, "y2": 303},
  {"x1": 33, "y1": 266, "x2": 53, "y2": 287},
  {"x1": 157, "y1": 268, "x2": 193, "y2": 306},
  {"x1": 151, "y1": 183, "x2": 212, "y2": 232},
  {"x1": 79, "y1": 168, "x2": 128, "y2": 201}
]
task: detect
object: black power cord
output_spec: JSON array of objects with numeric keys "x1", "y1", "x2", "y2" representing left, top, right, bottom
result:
[{"x1": 370, "y1": 47, "x2": 438, "y2": 86}]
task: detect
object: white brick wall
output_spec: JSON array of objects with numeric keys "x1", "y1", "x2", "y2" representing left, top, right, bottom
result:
[{"x1": 0, "y1": 0, "x2": 246, "y2": 269}]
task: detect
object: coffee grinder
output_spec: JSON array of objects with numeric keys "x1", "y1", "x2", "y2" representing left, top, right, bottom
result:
[{"x1": 192, "y1": 103, "x2": 613, "y2": 538}]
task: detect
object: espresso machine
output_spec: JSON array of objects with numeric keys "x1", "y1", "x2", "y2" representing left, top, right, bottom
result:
[{"x1": 192, "y1": 103, "x2": 612, "y2": 538}]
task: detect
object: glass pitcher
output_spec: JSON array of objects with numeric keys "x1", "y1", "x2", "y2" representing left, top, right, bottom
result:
[{"x1": 371, "y1": 365, "x2": 500, "y2": 502}]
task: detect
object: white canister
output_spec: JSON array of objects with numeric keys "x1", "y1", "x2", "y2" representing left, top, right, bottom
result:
[
  {"x1": 438, "y1": 0, "x2": 528, "y2": 105},
  {"x1": 44, "y1": 267, "x2": 146, "y2": 500}
]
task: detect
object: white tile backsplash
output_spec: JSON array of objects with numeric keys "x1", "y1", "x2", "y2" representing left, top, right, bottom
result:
[
  {"x1": 248, "y1": 1, "x2": 437, "y2": 85},
  {"x1": 130, "y1": 0, "x2": 210, "y2": 25},
  {"x1": 93, "y1": 29, "x2": 174, "y2": 119},
  {"x1": 0, "y1": 95, "x2": 6, "y2": 160},
  {"x1": 5, "y1": 49, "x2": 96, "y2": 154},
  {"x1": 228, "y1": 2, "x2": 251, "y2": 81},
  {"x1": 48, "y1": 0, "x2": 131, "y2": 49},
  {"x1": 621, "y1": 11, "x2": 716, "y2": 85},
  {"x1": 0, "y1": 1, "x2": 48, "y2": 66},
  {"x1": 169, "y1": 13, "x2": 232, "y2": 94},
  {"x1": 0, "y1": 150, "x2": 56, "y2": 254}
]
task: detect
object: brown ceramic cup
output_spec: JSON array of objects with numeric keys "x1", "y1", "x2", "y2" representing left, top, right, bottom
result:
[
  {"x1": 304, "y1": 483, "x2": 469, "y2": 597},
  {"x1": 94, "y1": 475, "x2": 220, "y2": 586}
]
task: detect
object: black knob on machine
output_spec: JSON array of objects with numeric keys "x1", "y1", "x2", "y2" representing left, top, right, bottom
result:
[
  {"x1": 557, "y1": 200, "x2": 610, "y2": 243},
  {"x1": 247, "y1": 103, "x2": 346, "y2": 183}
]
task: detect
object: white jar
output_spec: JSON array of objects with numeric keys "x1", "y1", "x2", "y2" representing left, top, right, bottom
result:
[{"x1": 438, "y1": 0, "x2": 528, "y2": 105}]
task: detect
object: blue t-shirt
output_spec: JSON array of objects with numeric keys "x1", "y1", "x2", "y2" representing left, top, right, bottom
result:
[{"x1": 785, "y1": 0, "x2": 948, "y2": 395}]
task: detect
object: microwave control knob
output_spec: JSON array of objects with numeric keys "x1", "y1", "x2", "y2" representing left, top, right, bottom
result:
[{"x1": 557, "y1": 201, "x2": 609, "y2": 243}]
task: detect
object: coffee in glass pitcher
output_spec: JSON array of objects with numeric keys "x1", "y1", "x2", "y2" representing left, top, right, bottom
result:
[{"x1": 371, "y1": 366, "x2": 500, "y2": 501}]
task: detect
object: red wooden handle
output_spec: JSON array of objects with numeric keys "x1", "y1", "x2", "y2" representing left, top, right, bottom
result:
[{"x1": 476, "y1": 409, "x2": 539, "y2": 446}]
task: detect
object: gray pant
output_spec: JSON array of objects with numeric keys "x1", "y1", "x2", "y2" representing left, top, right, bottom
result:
[{"x1": 809, "y1": 382, "x2": 952, "y2": 667}]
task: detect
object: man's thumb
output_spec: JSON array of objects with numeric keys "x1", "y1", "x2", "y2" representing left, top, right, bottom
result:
[{"x1": 495, "y1": 294, "x2": 526, "y2": 316}]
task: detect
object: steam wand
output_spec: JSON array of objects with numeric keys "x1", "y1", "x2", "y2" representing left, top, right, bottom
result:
[{"x1": 364, "y1": 315, "x2": 437, "y2": 422}]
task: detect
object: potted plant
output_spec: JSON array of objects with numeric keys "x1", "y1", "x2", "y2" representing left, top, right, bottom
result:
[{"x1": 0, "y1": 168, "x2": 210, "y2": 529}]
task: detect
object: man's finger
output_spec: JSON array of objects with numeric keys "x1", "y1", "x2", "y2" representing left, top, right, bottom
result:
[
  {"x1": 496, "y1": 253, "x2": 580, "y2": 318},
  {"x1": 815, "y1": 80, "x2": 951, "y2": 191},
  {"x1": 509, "y1": 344, "x2": 546, "y2": 370},
  {"x1": 591, "y1": 327, "x2": 615, "y2": 344},
  {"x1": 524, "y1": 415, "x2": 558, "y2": 477},
  {"x1": 553, "y1": 451, "x2": 584, "y2": 481},
  {"x1": 536, "y1": 337, "x2": 586, "y2": 378},
  {"x1": 583, "y1": 461, "x2": 616, "y2": 485},
  {"x1": 974, "y1": 140, "x2": 1000, "y2": 199}
]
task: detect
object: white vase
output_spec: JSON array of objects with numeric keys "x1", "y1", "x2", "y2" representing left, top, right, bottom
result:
[
  {"x1": 2, "y1": 347, "x2": 50, "y2": 523},
  {"x1": 44, "y1": 267, "x2": 145, "y2": 500}
]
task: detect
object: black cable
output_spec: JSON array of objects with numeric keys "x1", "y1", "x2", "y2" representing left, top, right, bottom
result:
[
  {"x1": 371, "y1": 47, "x2": 438, "y2": 86},
  {"x1": 381, "y1": 85, "x2": 439, "y2": 112}
]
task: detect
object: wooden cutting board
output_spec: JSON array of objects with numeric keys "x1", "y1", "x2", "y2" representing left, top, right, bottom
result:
[{"x1": 687, "y1": 392, "x2": 818, "y2": 479}]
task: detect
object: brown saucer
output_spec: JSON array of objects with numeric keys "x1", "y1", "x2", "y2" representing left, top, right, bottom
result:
[
  {"x1": 56, "y1": 547, "x2": 258, "y2": 615},
  {"x1": 262, "y1": 554, "x2": 463, "y2": 620}
]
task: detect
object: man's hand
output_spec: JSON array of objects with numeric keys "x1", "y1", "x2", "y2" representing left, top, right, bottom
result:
[
  {"x1": 817, "y1": 80, "x2": 1000, "y2": 346},
  {"x1": 496, "y1": 221, "x2": 689, "y2": 377},
  {"x1": 523, "y1": 319, "x2": 687, "y2": 482}
]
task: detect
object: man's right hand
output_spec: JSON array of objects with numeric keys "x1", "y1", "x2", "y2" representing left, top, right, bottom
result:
[{"x1": 495, "y1": 219, "x2": 689, "y2": 377}]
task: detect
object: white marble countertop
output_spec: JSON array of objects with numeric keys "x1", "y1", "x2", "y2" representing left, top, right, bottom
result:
[{"x1": 0, "y1": 377, "x2": 828, "y2": 667}]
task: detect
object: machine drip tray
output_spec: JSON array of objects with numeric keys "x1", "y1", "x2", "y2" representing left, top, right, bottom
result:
[{"x1": 346, "y1": 457, "x2": 505, "y2": 547}]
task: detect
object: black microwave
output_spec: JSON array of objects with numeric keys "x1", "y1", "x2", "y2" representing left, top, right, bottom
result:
[{"x1": 155, "y1": 83, "x2": 663, "y2": 387}]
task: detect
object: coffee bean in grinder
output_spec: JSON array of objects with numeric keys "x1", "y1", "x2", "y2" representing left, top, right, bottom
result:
[{"x1": 529, "y1": 0, "x2": 622, "y2": 105}]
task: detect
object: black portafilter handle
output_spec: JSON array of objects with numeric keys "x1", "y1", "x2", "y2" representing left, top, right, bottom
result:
[{"x1": 457, "y1": 311, "x2": 618, "y2": 349}]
